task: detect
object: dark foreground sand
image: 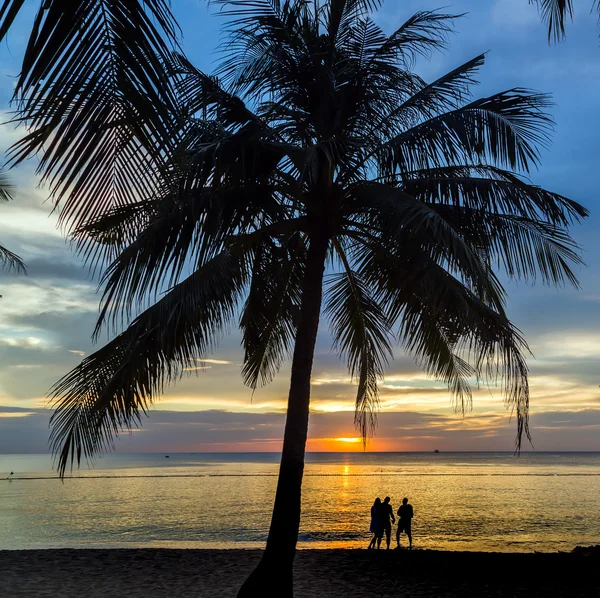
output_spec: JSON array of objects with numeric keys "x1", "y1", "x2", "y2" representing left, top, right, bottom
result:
[{"x1": 2, "y1": 548, "x2": 599, "y2": 597}]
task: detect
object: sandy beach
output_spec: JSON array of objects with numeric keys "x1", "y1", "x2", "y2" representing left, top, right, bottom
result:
[{"x1": 1, "y1": 548, "x2": 599, "y2": 597}]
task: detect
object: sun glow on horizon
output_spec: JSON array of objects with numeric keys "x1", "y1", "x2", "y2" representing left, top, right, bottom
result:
[{"x1": 306, "y1": 437, "x2": 367, "y2": 451}]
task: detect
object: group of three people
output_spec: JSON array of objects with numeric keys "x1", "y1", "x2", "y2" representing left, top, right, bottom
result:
[{"x1": 368, "y1": 496, "x2": 414, "y2": 550}]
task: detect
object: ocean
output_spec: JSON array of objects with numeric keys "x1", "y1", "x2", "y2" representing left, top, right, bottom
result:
[{"x1": 1, "y1": 452, "x2": 599, "y2": 552}]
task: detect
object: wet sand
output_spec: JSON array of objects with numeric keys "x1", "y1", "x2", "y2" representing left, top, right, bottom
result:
[{"x1": 2, "y1": 548, "x2": 599, "y2": 597}]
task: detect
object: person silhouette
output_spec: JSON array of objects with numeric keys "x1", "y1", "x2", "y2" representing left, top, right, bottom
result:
[
  {"x1": 396, "y1": 497, "x2": 414, "y2": 549},
  {"x1": 368, "y1": 497, "x2": 381, "y2": 549},
  {"x1": 379, "y1": 496, "x2": 395, "y2": 550}
]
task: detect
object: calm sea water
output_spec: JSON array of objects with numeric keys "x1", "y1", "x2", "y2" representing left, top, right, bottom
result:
[{"x1": 1, "y1": 452, "x2": 599, "y2": 552}]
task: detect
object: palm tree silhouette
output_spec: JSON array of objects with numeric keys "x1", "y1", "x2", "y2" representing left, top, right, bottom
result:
[{"x1": 0, "y1": 1, "x2": 588, "y2": 596}]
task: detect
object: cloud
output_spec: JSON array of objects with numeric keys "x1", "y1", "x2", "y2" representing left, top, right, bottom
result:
[
  {"x1": 491, "y1": 0, "x2": 538, "y2": 26},
  {"x1": 3, "y1": 408, "x2": 600, "y2": 455},
  {"x1": 533, "y1": 333, "x2": 600, "y2": 359}
]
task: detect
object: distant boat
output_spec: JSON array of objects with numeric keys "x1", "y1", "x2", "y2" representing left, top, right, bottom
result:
[
  {"x1": 434, "y1": 449, "x2": 440, "y2": 454},
  {"x1": 165, "y1": 455, "x2": 170, "y2": 458}
]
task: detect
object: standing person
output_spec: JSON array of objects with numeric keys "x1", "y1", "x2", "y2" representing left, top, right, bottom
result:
[
  {"x1": 368, "y1": 498, "x2": 381, "y2": 549},
  {"x1": 396, "y1": 497, "x2": 414, "y2": 549},
  {"x1": 379, "y1": 496, "x2": 395, "y2": 550}
]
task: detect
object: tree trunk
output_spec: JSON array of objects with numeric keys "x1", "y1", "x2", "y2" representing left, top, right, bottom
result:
[{"x1": 237, "y1": 232, "x2": 329, "y2": 598}]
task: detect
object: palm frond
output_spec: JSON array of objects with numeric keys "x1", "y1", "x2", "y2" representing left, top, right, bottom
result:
[
  {"x1": 241, "y1": 233, "x2": 306, "y2": 389},
  {"x1": 372, "y1": 54, "x2": 485, "y2": 133},
  {"x1": 435, "y1": 208, "x2": 583, "y2": 287},
  {"x1": 375, "y1": 10, "x2": 460, "y2": 66},
  {"x1": 0, "y1": 242, "x2": 25, "y2": 273},
  {"x1": 325, "y1": 243, "x2": 394, "y2": 440},
  {"x1": 377, "y1": 89, "x2": 553, "y2": 176},
  {"x1": 0, "y1": 0, "x2": 24, "y2": 40},
  {"x1": 0, "y1": 169, "x2": 24, "y2": 273},
  {"x1": 0, "y1": 169, "x2": 14, "y2": 202},
  {"x1": 326, "y1": 0, "x2": 385, "y2": 46},
  {"x1": 212, "y1": 0, "x2": 312, "y2": 98},
  {"x1": 3, "y1": 0, "x2": 180, "y2": 237},
  {"x1": 48, "y1": 249, "x2": 248, "y2": 476},
  {"x1": 402, "y1": 165, "x2": 588, "y2": 225},
  {"x1": 349, "y1": 182, "x2": 504, "y2": 306},
  {"x1": 173, "y1": 53, "x2": 269, "y2": 133},
  {"x1": 94, "y1": 179, "x2": 291, "y2": 335},
  {"x1": 73, "y1": 200, "x2": 158, "y2": 268},
  {"x1": 529, "y1": 0, "x2": 574, "y2": 41},
  {"x1": 355, "y1": 239, "x2": 531, "y2": 448}
]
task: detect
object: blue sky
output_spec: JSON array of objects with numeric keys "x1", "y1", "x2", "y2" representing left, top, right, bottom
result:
[{"x1": 1, "y1": 0, "x2": 600, "y2": 455}]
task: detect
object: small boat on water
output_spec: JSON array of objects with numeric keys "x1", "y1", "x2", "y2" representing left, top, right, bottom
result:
[{"x1": 434, "y1": 449, "x2": 440, "y2": 454}]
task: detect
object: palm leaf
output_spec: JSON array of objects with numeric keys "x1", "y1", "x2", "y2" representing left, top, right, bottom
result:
[
  {"x1": 325, "y1": 243, "x2": 394, "y2": 440},
  {"x1": 355, "y1": 239, "x2": 531, "y2": 447},
  {"x1": 374, "y1": 10, "x2": 459, "y2": 65},
  {"x1": 0, "y1": 242, "x2": 25, "y2": 273},
  {"x1": 73, "y1": 200, "x2": 158, "y2": 268},
  {"x1": 326, "y1": 0, "x2": 385, "y2": 46},
  {"x1": 49, "y1": 249, "x2": 248, "y2": 476},
  {"x1": 349, "y1": 181, "x2": 503, "y2": 304},
  {"x1": 212, "y1": 0, "x2": 313, "y2": 98},
  {"x1": 434, "y1": 208, "x2": 583, "y2": 287},
  {"x1": 2, "y1": 0, "x2": 180, "y2": 239},
  {"x1": 372, "y1": 54, "x2": 485, "y2": 133},
  {"x1": 530, "y1": 0, "x2": 573, "y2": 41},
  {"x1": 0, "y1": 169, "x2": 14, "y2": 202},
  {"x1": 173, "y1": 53, "x2": 270, "y2": 133},
  {"x1": 241, "y1": 233, "x2": 306, "y2": 389},
  {"x1": 402, "y1": 165, "x2": 588, "y2": 225},
  {"x1": 377, "y1": 89, "x2": 553, "y2": 175},
  {"x1": 0, "y1": 169, "x2": 24, "y2": 273},
  {"x1": 94, "y1": 179, "x2": 290, "y2": 334}
]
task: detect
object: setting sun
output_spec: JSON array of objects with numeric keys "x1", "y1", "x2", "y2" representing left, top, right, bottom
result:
[{"x1": 334, "y1": 438, "x2": 362, "y2": 444}]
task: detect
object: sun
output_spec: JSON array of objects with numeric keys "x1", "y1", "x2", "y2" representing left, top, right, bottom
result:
[{"x1": 334, "y1": 437, "x2": 362, "y2": 444}]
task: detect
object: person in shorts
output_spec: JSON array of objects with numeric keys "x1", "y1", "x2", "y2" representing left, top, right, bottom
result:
[
  {"x1": 368, "y1": 497, "x2": 382, "y2": 549},
  {"x1": 379, "y1": 496, "x2": 395, "y2": 549},
  {"x1": 396, "y1": 497, "x2": 414, "y2": 549}
]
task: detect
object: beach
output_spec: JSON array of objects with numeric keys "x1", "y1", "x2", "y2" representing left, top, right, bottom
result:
[{"x1": 2, "y1": 548, "x2": 599, "y2": 597}]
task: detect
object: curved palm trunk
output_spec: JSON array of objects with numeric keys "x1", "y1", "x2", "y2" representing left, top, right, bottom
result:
[{"x1": 237, "y1": 232, "x2": 329, "y2": 598}]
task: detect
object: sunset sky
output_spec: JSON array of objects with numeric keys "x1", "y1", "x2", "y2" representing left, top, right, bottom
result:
[{"x1": 1, "y1": 0, "x2": 600, "y2": 454}]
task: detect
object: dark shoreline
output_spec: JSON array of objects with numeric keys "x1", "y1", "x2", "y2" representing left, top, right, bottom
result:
[{"x1": 2, "y1": 548, "x2": 599, "y2": 597}]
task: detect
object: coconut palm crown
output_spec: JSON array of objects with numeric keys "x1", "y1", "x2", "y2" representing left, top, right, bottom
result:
[
  {"x1": 47, "y1": 0, "x2": 585, "y2": 461},
  {"x1": 0, "y1": 1, "x2": 588, "y2": 596}
]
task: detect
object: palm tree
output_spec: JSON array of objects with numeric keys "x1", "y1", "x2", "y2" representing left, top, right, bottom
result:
[
  {"x1": 1, "y1": 1, "x2": 588, "y2": 596},
  {"x1": 0, "y1": 170, "x2": 25, "y2": 276},
  {"x1": 530, "y1": 0, "x2": 600, "y2": 41}
]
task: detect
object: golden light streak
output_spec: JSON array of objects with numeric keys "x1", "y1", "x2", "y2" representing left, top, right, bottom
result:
[
  {"x1": 195, "y1": 359, "x2": 233, "y2": 365},
  {"x1": 0, "y1": 412, "x2": 35, "y2": 418}
]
